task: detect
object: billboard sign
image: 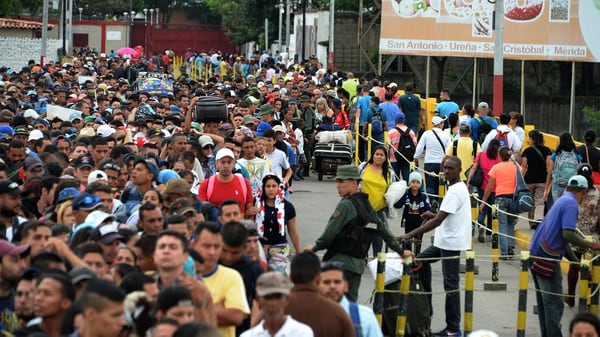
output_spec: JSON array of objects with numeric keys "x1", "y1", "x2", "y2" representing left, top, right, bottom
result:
[{"x1": 379, "y1": 0, "x2": 600, "y2": 62}]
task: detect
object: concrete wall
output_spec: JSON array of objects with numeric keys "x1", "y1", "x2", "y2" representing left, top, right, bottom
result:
[{"x1": 0, "y1": 37, "x2": 62, "y2": 70}]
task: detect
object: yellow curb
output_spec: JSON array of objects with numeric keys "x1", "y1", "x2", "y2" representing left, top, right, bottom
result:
[{"x1": 515, "y1": 229, "x2": 570, "y2": 274}]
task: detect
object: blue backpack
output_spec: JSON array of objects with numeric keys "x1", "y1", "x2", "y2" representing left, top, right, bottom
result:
[{"x1": 370, "y1": 107, "x2": 384, "y2": 135}]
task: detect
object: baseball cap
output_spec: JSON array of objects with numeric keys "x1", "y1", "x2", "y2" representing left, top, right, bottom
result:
[
  {"x1": 97, "y1": 125, "x2": 116, "y2": 138},
  {"x1": 169, "y1": 198, "x2": 197, "y2": 216},
  {"x1": 57, "y1": 187, "x2": 80, "y2": 204},
  {"x1": 255, "y1": 271, "x2": 292, "y2": 296},
  {"x1": 245, "y1": 96, "x2": 260, "y2": 105},
  {"x1": 198, "y1": 135, "x2": 215, "y2": 148},
  {"x1": 387, "y1": 82, "x2": 398, "y2": 89},
  {"x1": 567, "y1": 175, "x2": 589, "y2": 189},
  {"x1": 0, "y1": 240, "x2": 30, "y2": 258},
  {"x1": 88, "y1": 170, "x2": 108, "y2": 185},
  {"x1": 215, "y1": 148, "x2": 235, "y2": 161},
  {"x1": 161, "y1": 178, "x2": 191, "y2": 198},
  {"x1": 242, "y1": 115, "x2": 255, "y2": 126},
  {"x1": 68, "y1": 267, "x2": 97, "y2": 285},
  {"x1": 272, "y1": 125, "x2": 285, "y2": 133},
  {"x1": 84, "y1": 116, "x2": 96, "y2": 124},
  {"x1": 78, "y1": 127, "x2": 96, "y2": 138},
  {"x1": 14, "y1": 127, "x2": 28, "y2": 135},
  {"x1": 28, "y1": 130, "x2": 44, "y2": 141},
  {"x1": 85, "y1": 210, "x2": 116, "y2": 227},
  {"x1": 432, "y1": 116, "x2": 446, "y2": 126},
  {"x1": 478, "y1": 102, "x2": 489, "y2": 110},
  {"x1": 156, "y1": 285, "x2": 194, "y2": 313},
  {"x1": 23, "y1": 109, "x2": 39, "y2": 119},
  {"x1": 90, "y1": 221, "x2": 123, "y2": 244},
  {"x1": 157, "y1": 169, "x2": 180, "y2": 185},
  {"x1": 72, "y1": 193, "x2": 103, "y2": 211},
  {"x1": 395, "y1": 112, "x2": 406, "y2": 122},
  {"x1": 147, "y1": 127, "x2": 163, "y2": 139},
  {"x1": 23, "y1": 156, "x2": 44, "y2": 171},
  {"x1": 75, "y1": 154, "x2": 95, "y2": 169},
  {"x1": 255, "y1": 122, "x2": 272, "y2": 137},
  {"x1": 0, "y1": 180, "x2": 22, "y2": 195},
  {"x1": 258, "y1": 104, "x2": 275, "y2": 116},
  {"x1": 134, "y1": 157, "x2": 159, "y2": 182},
  {"x1": 288, "y1": 99, "x2": 298, "y2": 105},
  {"x1": 32, "y1": 118, "x2": 48, "y2": 127},
  {"x1": 69, "y1": 111, "x2": 82, "y2": 123}
]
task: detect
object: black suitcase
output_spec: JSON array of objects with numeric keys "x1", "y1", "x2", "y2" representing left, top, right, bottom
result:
[
  {"x1": 194, "y1": 96, "x2": 228, "y2": 123},
  {"x1": 313, "y1": 142, "x2": 353, "y2": 181}
]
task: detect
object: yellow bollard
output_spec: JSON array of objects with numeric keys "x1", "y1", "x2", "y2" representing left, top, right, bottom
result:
[
  {"x1": 354, "y1": 119, "x2": 360, "y2": 166},
  {"x1": 367, "y1": 124, "x2": 372, "y2": 161},
  {"x1": 396, "y1": 256, "x2": 412, "y2": 337},
  {"x1": 438, "y1": 172, "x2": 446, "y2": 199},
  {"x1": 516, "y1": 251, "x2": 530, "y2": 337},
  {"x1": 579, "y1": 258, "x2": 591, "y2": 311},
  {"x1": 374, "y1": 252, "x2": 386, "y2": 326},
  {"x1": 491, "y1": 206, "x2": 500, "y2": 282},
  {"x1": 464, "y1": 251, "x2": 475, "y2": 335},
  {"x1": 591, "y1": 257, "x2": 600, "y2": 315}
]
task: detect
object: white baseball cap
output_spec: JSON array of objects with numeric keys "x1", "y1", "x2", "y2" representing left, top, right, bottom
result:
[
  {"x1": 97, "y1": 125, "x2": 116, "y2": 138},
  {"x1": 215, "y1": 148, "x2": 235, "y2": 161},
  {"x1": 432, "y1": 116, "x2": 446, "y2": 126},
  {"x1": 28, "y1": 129, "x2": 44, "y2": 141},
  {"x1": 88, "y1": 170, "x2": 108, "y2": 185}
]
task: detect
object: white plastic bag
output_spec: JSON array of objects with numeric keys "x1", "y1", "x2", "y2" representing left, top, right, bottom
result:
[
  {"x1": 385, "y1": 180, "x2": 407, "y2": 219},
  {"x1": 367, "y1": 252, "x2": 404, "y2": 285}
]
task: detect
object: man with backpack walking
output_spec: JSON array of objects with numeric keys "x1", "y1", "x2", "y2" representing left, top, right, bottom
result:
[
  {"x1": 445, "y1": 123, "x2": 480, "y2": 181},
  {"x1": 469, "y1": 102, "x2": 498, "y2": 144},
  {"x1": 398, "y1": 82, "x2": 423, "y2": 134},
  {"x1": 363, "y1": 97, "x2": 388, "y2": 155},
  {"x1": 481, "y1": 113, "x2": 522, "y2": 153},
  {"x1": 389, "y1": 112, "x2": 417, "y2": 182}
]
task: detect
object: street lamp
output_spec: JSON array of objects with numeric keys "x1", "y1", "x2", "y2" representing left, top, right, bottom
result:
[
  {"x1": 276, "y1": 0, "x2": 284, "y2": 54},
  {"x1": 78, "y1": 7, "x2": 82, "y2": 20},
  {"x1": 155, "y1": 8, "x2": 159, "y2": 25},
  {"x1": 123, "y1": 12, "x2": 128, "y2": 21},
  {"x1": 143, "y1": 8, "x2": 148, "y2": 22},
  {"x1": 149, "y1": 8, "x2": 154, "y2": 25},
  {"x1": 130, "y1": 11, "x2": 135, "y2": 22}
]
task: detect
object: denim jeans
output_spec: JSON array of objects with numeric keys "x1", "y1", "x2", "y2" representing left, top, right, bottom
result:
[
  {"x1": 391, "y1": 160, "x2": 411, "y2": 183},
  {"x1": 531, "y1": 265, "x2": 564, "y2": 337},
  {"x1": 424, "y1": 163, "x2": 441, "y2": 202},
  {"x1": 550, "y1": 183, "x2": 565, "y2": 208},
  {"x1": 417, "y1": 245, "x2": 461, "y2": 331},
  {"x1": 477, "y1": 188, "x2": 495, "y2": 232},
  {"x1": 496, "y1": 196, "x2": 516, "y2": 255}
]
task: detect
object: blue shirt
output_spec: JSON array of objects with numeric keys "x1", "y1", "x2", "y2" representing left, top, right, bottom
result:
[
  {"x1": 340, "y1": 296, "x2": 384, "y2": 337},
  {"x1": 356, "y1": 95, "x2": 372, "y2": 126},
  {"x1": 469, "y1": 115, "x2": 499, "y2": 141},
  {"x1": 435, "y1": 100, "x2": 459, "y2": 118},
  {"x1": 530, "y1": 191, "x2": 578, "y2": 260},
  {"x1": 379, "y1": 102, "x2": 400, "y2": 131}
]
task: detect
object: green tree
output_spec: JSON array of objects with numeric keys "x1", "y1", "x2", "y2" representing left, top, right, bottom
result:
[{"x1": 0, "y1": 0, "x2": 23, "y2": 17}]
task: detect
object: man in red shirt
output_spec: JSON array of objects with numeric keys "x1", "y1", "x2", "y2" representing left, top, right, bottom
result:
[{"x1": 199, "y1": 148, "x2": 256, "y2": 219}]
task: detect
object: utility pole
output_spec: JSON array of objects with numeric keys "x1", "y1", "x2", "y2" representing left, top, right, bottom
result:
[
  {"x1": 41, "y1": 0, "x2": 49, "y2": 64},
  {"x1": 301, "y1": 0, "x2": 306, "y2": 62},
  {"x1": 492, "y1": 0, "x2": 504, "y2": 117}
]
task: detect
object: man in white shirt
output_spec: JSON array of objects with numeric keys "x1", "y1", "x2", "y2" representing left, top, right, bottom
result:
[
  {"x1": 241, "y1": 272, "x2": 313, "y2": 337},
  {"x1": 414, "y1": 116, "x2": 451, "y2": 202},
  {"x1": 399, "y1": 156, "x2": 471, "y2": 337},
  {"x1": 481, "y1": 113, "x2": 522, "y2": 153}
]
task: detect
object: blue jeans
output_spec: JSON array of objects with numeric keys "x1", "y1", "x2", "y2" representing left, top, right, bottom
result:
[
  {"x1": 424, "y1": 163, "x2": 441, "y2": 202},
  {"x1": 550, "y1": 183, "x2": 565, "y2": 208},
  {"x1": 418, "y1": 245, "x2": 461, "y2": 331},
  {"x1": 496, "y1": 196, "x2": 516, "y2": 255},
  {"x1": 477, "y1": 189, "x2": 495, "y2": 232},
  {"x1": 531, "y1": 265, "x2": 564, "y2": 337}
]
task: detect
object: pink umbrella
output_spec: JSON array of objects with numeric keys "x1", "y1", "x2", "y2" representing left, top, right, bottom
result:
[{"x1": 116, "y1": 47, "x2": 139, "y2": 57}]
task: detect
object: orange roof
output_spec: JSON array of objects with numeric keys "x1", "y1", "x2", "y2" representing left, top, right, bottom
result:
[{"x1": 0, "y1": 18, "x2": 53, "y2": 30}]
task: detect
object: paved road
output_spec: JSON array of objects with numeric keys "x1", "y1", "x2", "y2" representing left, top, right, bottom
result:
[{"x1": 290, "y1": 174, "x2": 577, "y2": 337}]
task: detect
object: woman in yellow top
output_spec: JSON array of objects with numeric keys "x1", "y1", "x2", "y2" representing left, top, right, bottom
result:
[{"x1": 359, "y1": 145, "x2": 392, "y2": 255}]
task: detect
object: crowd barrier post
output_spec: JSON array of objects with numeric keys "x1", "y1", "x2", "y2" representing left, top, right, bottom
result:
[
  {"x1": 591, "y1": 257, "x2": 600, "y2": 315},
  {"x1": 438, "y1": 172, "x2": 446, "y2": 199},
  {"x1": 464, "y1": 251, "x2": 475, "y2": 335},
  {"x1": 396, "y1": 256, "x2": 413, "y2": 337},
  {"x1": 516, "y1": 251, "x2": 530, "y2": 337},
  {"x1": 354, "y1": 120, "x2": 360, "y2": 166},
  {"x1": 579, "y1": 257, "x2": 591, "y2": 311},
  {"x1": 373, "y1": 252, "x2": 386, "y2": 326},
  {"x1": 367, "y1": 124, "x2": 372, "y2": 161}
]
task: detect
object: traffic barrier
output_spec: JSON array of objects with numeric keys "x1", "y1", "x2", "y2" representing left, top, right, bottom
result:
[
  {"x1": 464, "y1": 251, "x2": 475, "y2": 335},
  {"x1": 373, "y1": 252, "x2": 386, "y2": 327},
  {"x1": 517, "y1": 251, "x2": 530, "y2": 337},
  {"x1": 579, "y1": 257, "x2": 591, "y2": 311},
  {"x1": 395, "y1": 255, "x2": 412, "y2": 337},
  {"x1": 591, "y1": 258, "x2": 600, "y2": 315}
]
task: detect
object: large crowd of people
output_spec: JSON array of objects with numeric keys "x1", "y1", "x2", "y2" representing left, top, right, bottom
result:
[{"x1": 1, "y1": 47, "x2": 600, "y2": 337}]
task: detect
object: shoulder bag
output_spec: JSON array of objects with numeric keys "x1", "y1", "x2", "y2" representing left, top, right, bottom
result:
[
  {"x1": 466, "y1": 154, "x2": 484, "y2": 188},
  {"x1": 512, "y1": 161, "x2": 533, "y2": 213}
]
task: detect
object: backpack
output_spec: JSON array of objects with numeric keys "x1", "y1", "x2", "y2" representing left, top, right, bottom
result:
[
  {"x1": 326, "y1": 192, "x2": 377, "y2": 259},
  {"x1": 396, "y1": 127, "x2": 416, "y2": 161},
  {"x1": 452, "y1": 139, "x2": 478, "y2": 158},
  {"x1": 495, "y1": 129, "x2": 510, "y2": 148},
  {"x1": 370, "y1": 107, "x2": 384, "y2": 135},
  {"x1": 475, "y1": 116, "x2": 494, "y2": 144},
  {"x1": 552, "y1": 150, "x2": 579, "y2": 187}
]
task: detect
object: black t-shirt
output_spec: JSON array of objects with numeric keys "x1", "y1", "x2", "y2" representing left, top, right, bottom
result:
[
  {"x1": 576, "y1": 144, "x2": 600, "y2": 172},
  {"x1": 522, "y1": 145, "x2": 552, "y2": 183},
  {"x1": 262, "y1": 200, "x2": 296, "y2": 246}
]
